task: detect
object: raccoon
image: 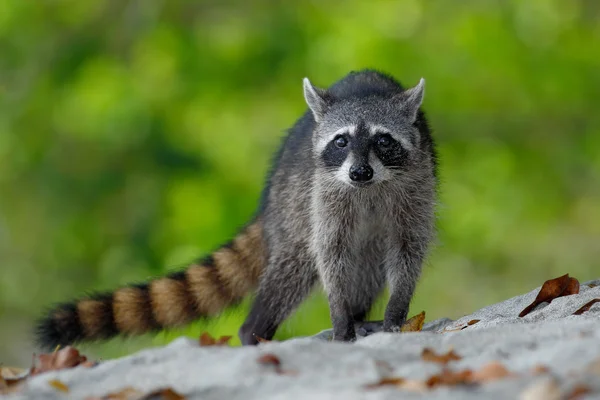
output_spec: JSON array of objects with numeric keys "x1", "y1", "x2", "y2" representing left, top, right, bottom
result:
[{"x1": 35, "y1": 69, "x2": 437, "y2": 349}]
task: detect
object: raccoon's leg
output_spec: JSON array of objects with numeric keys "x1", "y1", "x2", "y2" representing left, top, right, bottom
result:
[
  {"x1": 349, "y1": 263, "x2": 386, "y2": 337},
  {"x1": 311, "y1": 216, "x2": 370, "y2": 342},
  {"x1": 382, "y1": 239, "x2": 426, "y2": 333},
  {"x1": 316, "y1": 247, "x2": 361, "y2": 342},
  {"x1": 239, "y1": 253, "x2": 317, "y2": 345},
  {"x1": 322, "y1": 272, "x2": 356, "y2": 342},
  {"x1": 349, "y1": 264, "x2": 386, "y2": 322}
]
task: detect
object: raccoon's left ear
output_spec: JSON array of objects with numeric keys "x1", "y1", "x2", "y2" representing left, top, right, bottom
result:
[
  {"x1": 303, "y1": 78, "x2": 329, "y2": 123},
  {"x1": 397, "y1": 78, "x2": 425, "y2": 123}
]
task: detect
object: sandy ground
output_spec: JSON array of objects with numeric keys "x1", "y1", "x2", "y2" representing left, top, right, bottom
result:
[{"x1": 4, "y1": 279, "x2": 600, "y2": 399}]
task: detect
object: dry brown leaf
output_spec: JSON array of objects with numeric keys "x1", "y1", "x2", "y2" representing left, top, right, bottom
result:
[
  {"x1": 365, "y1": 377, "x2": 405, "y2": 388},
  {"x1": 257, "y1": 353, "x2": 281, "y2": 368},
  {"x1": 0, "y1": 376, "x2": 26, "y2": 395},
  {"x1": 0, "y1": 366, "x2": 28, "y2": 394},
  {"x1": 421, "y1": 348, "x2": 461, "y2": 365},
  {"x1": 198, "y1": 332, "x2": 232, "y2": 347},
  {"x1": 467, "y1": 319, "x2": 480, "y2": 326},
  {"x1": 399, "y1": 379, "x2": 428, "y2": 393},
  {"x1": 572, "y1": 298, "x2": 600, "y2": 315},
  {"x1": 1, "y1": 367, "x2": 27, "y2": 379},
  {"x1": 367, "y1": 361, "x2": 514, "y2": 392},
  {"x1": 519, "y1": 274, "x2": 580, "y2": 318},
  {"x1": 48, "y1": 379, "x2": 69, "y2": 393},
  {"x1": 426, "y1": 368, "x2": 473, "y2": 388},
  {"x1": 365, "y1": 377, "x2": 427, "y2": 393},
  {"x1": 85, "y1": 386, "x2": 186, "y2": 400},
  {"x1": 470, "y1": 361, "x2": 513, "y2": 382},
  {"x1": 401, "y1": 311, "x2": 426, "y2": 332},
  {"x1": 256, "y1": 353, "x2": 297, "y2": 376},
  {"x1": 91, "y1": 387, "x2": 142, "y2": 400},
  {"x1": 565, "y1": 384, "x2": 592, "y2": 399},
  {"x1": 530, "y1": 365, "x2": 550, "y2": 375},
  {"x1": 142, "y1": 388, "x2": 186, "y2": 400},
  {"x1": 31, "y1": 346, "x2": 90, "y2": 376},
  {"x1": 442, "y1": 326, "x2": 464, "y2": 333}
]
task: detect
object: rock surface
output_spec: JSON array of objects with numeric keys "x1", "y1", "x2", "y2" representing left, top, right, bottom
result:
[{"x1": 4, "y1": 279, "x2": 600, "y2": 399}]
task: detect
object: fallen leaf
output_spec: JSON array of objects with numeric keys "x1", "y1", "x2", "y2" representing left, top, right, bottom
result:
[
  {"x1": 365, "y1": 377, "x2": 405, "y2": 388},
  {"x1": 442, "y1": 326, "x2": 464, "y2": 333},
  {"x1": 519, "y1": 274, "x2": 580, "y2": 318},
  {"x1": 85, "y1": 386, "x2": 186, "y2": 400},
  {"x1": 0, "y1": 366, "x2": 28, "y2": 394},
  {"x1": 565, "y1": 385, "x2": 591, "y2": 399},
  {"x1": 257, "y1": 353, "x2": 281, "y2": 368},
  {"x1": 426, "y1": 368, "x2": 473, "y2": 388},
  {"x1": 365, "y1": 377, "x2": 427, "y2": 393},
  {"x1": 366, "y1": 361, "x2": 514, "y2": 392},
  {"x1": 256, "y1": 353, "x2": 297, "y2": 376},
  {"x1": 572, "y1": 298, "x2": 600, "y2": 315},
  {"x1": 519, "y1": 378, "x2": 561, "y2": 400},
  {"x1": 467, "y1": 319, "x2": 480, "y2": 326},
  {"x1": 530, "y1": 365, "x2": 550, "y2": 375},
  {"x1": 399, "y1": 379, "x2": 428, "y2": 393},
  {"x1": 421, "y1": 348, "x2": 461, "y2": 365},
  {"x1": 92, "y1": 387, "x2": 141, "y2": 400},
  {"x1": 142, "y1": 388, "x2": 186, "y2": 400},
  {"x1": 470, "y1": 361, "x2": 513, "y2": 382},
  {"x1": 48, "y1": 379, "x2": 69, "y2": 393},
  {"x1": 0, "y1": 367, "x2": 27, "y2": 379},
  {"x1": 0, "y1": 375, "x2": 26, "y2": 395},
  {"x1": 31, "y1": 346, "x2": 90, "y2": 376},
  {"x1": 198, "y1": 332, "x2": 232, "y2": 347},
  {"x1": 401, "y1": 311, "x2": 426, "y2": 332}
]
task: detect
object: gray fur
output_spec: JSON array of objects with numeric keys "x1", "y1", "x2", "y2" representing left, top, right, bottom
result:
[{"x1": 239, "y1": 70, "x2": 437, "y2": 344}]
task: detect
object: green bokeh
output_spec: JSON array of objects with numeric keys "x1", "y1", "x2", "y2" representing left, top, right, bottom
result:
[{"x1": 1, "y1": 0, "x2": 599, "y2": 364}]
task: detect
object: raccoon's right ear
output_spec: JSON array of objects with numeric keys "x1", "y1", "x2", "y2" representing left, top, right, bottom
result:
[
  {"x1": 396, "y1": 78, "x2": 425, "y2": 123},
  {"x1": 303, "y1": 78, "x2": 330, "y2": 122}
]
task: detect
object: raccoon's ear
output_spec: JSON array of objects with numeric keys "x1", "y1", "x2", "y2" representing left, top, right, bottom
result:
[
  {"x1": 397, "y1": 78, "x2": 425, "y2": 123},
  {"x1": 303, "y1": 78, "x2": 329, "y2": 122}
]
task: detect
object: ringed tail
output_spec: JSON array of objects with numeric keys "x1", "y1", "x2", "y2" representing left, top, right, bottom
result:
[{"x1": 35, "y1": 219, "x2": 266, "y2": 350}]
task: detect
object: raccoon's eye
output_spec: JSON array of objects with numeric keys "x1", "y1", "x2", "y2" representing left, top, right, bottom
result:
[
  {"x1": 377, "y1": 134, "x2": 392, "y2": 147},
  {"x1": 334, "y1": 135, "x2": 348, "y2": 148}
]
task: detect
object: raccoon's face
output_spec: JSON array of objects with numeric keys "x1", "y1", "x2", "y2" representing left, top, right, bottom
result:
[{"x1": 303, "y1": 77, "x2": 426, "y2": 188}]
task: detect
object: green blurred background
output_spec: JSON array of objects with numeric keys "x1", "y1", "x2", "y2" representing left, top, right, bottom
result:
[{"x1": 1, "y1": 0, "x2": 599, "y2": 365}]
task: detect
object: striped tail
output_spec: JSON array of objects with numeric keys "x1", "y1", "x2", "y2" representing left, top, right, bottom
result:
[{"x1": 35, "y1": 219, "x2": 266, "y2": 350}]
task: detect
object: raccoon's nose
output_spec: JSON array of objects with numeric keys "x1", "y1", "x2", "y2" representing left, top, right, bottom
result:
[{"x1": 349, "y1": 165, "x2": 374, "y2": 182}]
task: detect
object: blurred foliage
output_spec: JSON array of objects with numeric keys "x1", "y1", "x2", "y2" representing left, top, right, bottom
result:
[{"x1": 1, "y1": 0, "x2": 599, "y2": 364}]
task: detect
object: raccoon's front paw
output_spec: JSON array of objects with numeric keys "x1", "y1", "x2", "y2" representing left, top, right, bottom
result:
[
  {"x1": 383, "y1": 319, "x2": 405, "y2": 333},
  {"x1": 332, "y1": 329, "x2": 357, "y2": 342},
  {"x1": 383, "y1": 325, "x2": 402, "y2": 333},
  {"x1": 355, "y1": 320, "x2": 383, "y2": 337}
]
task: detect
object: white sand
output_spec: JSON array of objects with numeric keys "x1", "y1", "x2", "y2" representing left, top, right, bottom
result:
[{"x1": 6, "y1": 280, "x2": 600, "y2": 399}]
